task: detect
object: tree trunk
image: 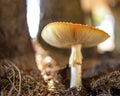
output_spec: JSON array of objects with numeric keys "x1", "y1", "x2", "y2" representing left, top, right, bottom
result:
[
  {"x1": 37, "y1": 0, "x2": 85, "y2": 69},
  {"x1": 0, "y1": 0, "x2": 38, "y2": 71}
]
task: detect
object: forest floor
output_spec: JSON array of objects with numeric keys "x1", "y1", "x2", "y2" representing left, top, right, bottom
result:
[{"x1": 0, "y1": 40, "x2": 120, "y2": 96}]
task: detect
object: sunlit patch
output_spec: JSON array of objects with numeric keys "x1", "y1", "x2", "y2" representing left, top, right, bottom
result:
[
  {"x1": 35, "y1": 54, "x2": 43, "y2": 70},
  {"x1": 26, "y1": 0, "x2": 40, "y2": 38},
  {"x1": 97, "y1": 14, "x2": 115, "y2": 52},
  {"x1": 44, "y1": 56, "x2": 53, "y2": 64}
]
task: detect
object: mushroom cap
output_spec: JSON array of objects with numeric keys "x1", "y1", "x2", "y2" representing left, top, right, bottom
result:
[{"x1": 41, "y1": 22, "x2": 110, "y2": 48}]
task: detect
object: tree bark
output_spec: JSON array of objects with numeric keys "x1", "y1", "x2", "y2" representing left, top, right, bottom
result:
[{"x1": 0, "y1": 0, "x2": 38, "y2": 71}]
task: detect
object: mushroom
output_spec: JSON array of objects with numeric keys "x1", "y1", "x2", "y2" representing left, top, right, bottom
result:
[{"x1": 41, "y1": 22, "x2": 110, "y2": 88}]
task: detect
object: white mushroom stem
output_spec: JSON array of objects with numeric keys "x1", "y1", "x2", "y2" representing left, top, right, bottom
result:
[{"x1": 69, "y1": 44, "x2": 83, "y2": 88}]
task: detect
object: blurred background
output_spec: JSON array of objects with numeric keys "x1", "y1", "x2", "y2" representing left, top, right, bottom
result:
[
  {"x1": 0, "y1": 0, "x2": 120, "y2": 78},
  {"x1": 27, "y1": 0, "x2": 116, "y2": 52}
]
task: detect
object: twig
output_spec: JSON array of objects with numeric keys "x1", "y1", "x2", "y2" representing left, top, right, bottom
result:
[
  {"x1": 7, "y1": 67, "x2": 16, "y2": 96},
  {"x1": 9, "y1": 61, "x2": 21, "y2": 96},
  {"x1": 7, "y1": 81, "x2": 14, "y2": 96}
]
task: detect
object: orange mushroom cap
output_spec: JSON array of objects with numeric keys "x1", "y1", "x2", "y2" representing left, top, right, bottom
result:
[{"x1": 41, "y1": 22, "x2": 110, "y2": 48}]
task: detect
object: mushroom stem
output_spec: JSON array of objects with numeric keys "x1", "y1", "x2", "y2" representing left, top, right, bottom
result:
[
  {"x1": 69, "y1": 44, "x2": 83, "y2": 88},
  {"x1": 70, "y1": 64, "x2": 82, "y2": 88}
]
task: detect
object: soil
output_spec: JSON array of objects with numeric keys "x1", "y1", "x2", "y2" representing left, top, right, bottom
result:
[{"x1": 0, "y1": 51, "x2": 120, "y2": 96}]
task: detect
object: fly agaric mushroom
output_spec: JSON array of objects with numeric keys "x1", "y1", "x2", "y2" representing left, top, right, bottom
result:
[{"x1": 41, "y1": 22, "x2": 110, "y2": 88}]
